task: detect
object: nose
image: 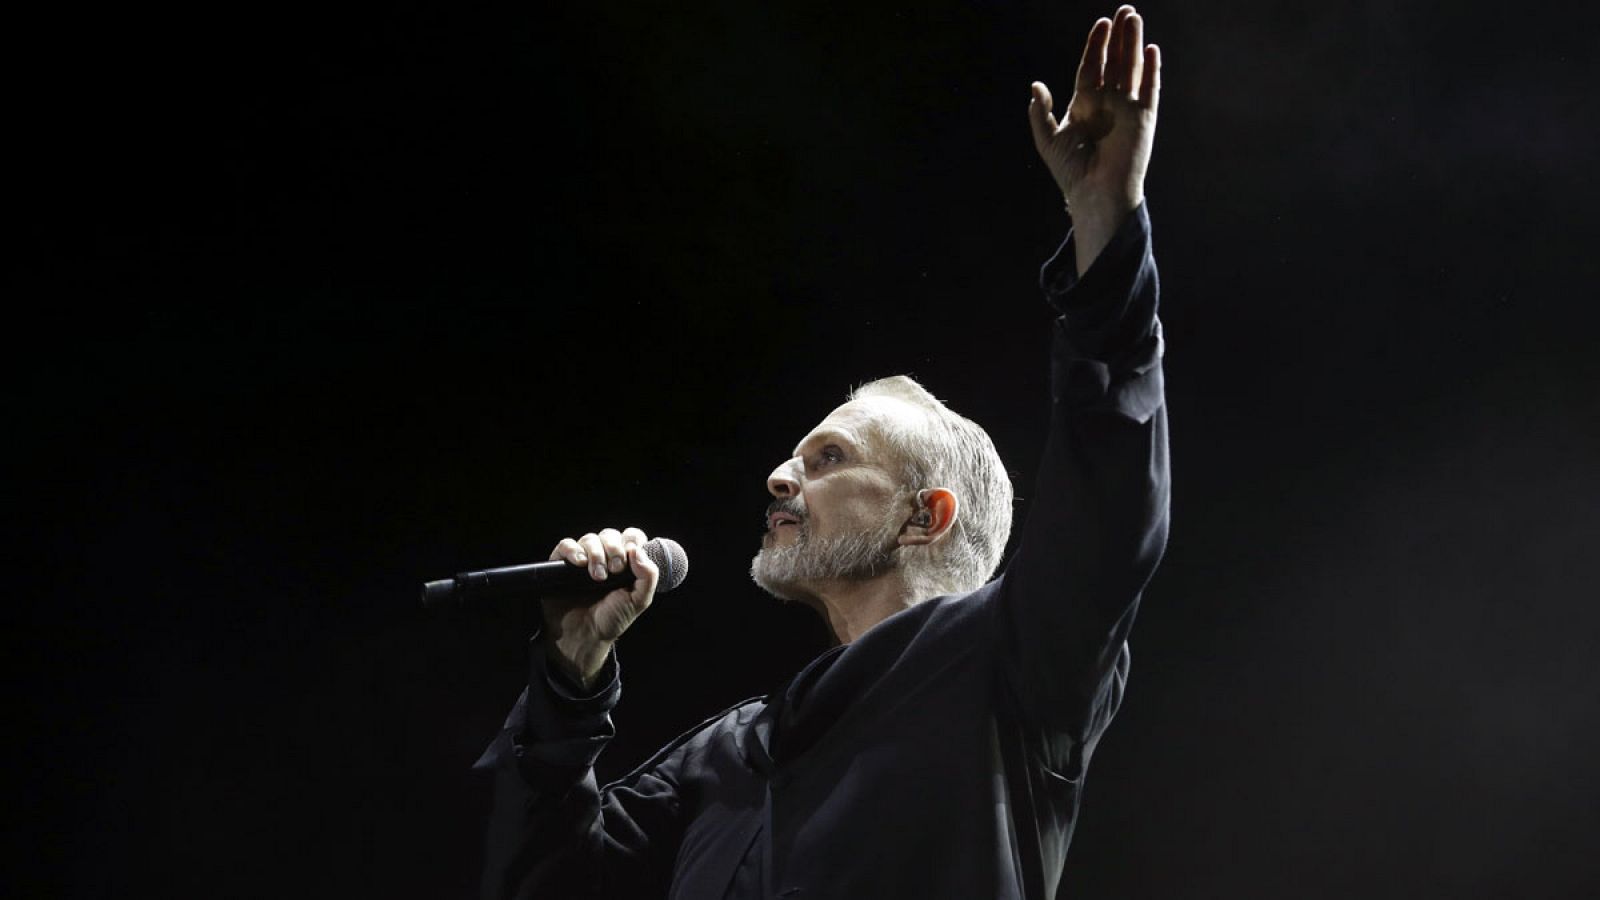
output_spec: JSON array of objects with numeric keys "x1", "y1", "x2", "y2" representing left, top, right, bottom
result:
[{"x1": 767, "y1": 456, "x2": 802, "y2": 498}]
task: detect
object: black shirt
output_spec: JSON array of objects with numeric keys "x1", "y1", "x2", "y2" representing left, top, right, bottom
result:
[{"x1": 476, "y1": 202, "x2": 1169, "y2": 899}]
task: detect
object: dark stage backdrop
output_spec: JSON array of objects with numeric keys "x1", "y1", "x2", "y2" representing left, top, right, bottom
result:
[{"x1": 15, "y1": 1, "x2": 1599, "y2": 897}]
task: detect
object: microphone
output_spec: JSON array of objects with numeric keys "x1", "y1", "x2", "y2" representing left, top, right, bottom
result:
[{"x1": 421, "y1": 537, "x2": 689, "y2": 609}]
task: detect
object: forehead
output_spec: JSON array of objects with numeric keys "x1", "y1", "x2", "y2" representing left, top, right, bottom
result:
[{"x1": 792, "y1": 395, "x2": 924, "y2": 457}]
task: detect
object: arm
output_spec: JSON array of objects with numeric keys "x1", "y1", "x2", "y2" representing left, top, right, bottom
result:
[
  {"x1": 477, "y1": 528, "x2": 678, "y2": 898},
  {"x1": 997, "y1": 6, "x2": 1169, "y2": 750},
  {"x1": 477, "y1": 640, "x2": 684, "y2": 900}
]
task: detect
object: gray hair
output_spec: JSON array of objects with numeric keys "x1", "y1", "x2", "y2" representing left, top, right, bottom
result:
[{"x1": 849, "y1": 375, "x2": 1014, "y2": 597}]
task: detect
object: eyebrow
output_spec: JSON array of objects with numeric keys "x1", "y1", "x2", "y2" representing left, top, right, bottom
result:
[{"x1": 792, "y1": 428, "x2": 859, "y2": 459}]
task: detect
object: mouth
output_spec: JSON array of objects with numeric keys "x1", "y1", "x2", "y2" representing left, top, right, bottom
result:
[{"x1": 767, "y1": 511, "x2": 803, "y2": 531}]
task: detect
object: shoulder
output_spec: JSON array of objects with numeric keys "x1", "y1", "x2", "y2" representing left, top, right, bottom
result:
[
  {"x1": 602, "y1": 696, "x2": 769, "y2": 790},
  {"x1": 847, "y1": 584, "x2": 1004, "y2": 667},
  {"x1": 906, "y1": 582, "x2": 1005, "y2": 635}
]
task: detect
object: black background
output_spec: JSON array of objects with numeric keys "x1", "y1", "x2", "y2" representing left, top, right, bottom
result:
[{"x1": 16, "y1": 1, "x2": 1600, "y2": 896}]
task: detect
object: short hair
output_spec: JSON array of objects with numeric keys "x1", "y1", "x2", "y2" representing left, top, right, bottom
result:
[{"x1": 848, "y1": 375, "x2": 1014, "y2": 596}]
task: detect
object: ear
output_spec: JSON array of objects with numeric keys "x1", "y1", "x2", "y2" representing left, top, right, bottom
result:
[{"x1": 899, "y1": 488, "x2": 958, "y2": 547}]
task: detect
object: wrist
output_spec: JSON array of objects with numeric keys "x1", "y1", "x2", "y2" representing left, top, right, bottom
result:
[
  {"x1": 547, "y1": 637, "x2": 612, "y2": 692},
  {"x1": 1066, "y1": 191, "x2": 1137, "y2": 231},
  {"x1": 1068, "y1": 197, "x2": 1140, "y2": 277}
]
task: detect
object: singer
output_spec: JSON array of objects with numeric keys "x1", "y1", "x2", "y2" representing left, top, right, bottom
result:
[{"x1": 475, "y1": 7, "x2": 1169, "y2": 898}]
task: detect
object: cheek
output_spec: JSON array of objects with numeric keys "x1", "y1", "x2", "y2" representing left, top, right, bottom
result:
[
  {"x1": 832, "y1": 489, "x2": 899, "y2": 528},
  {"x1": 804, "y1": 471, "x2": 899, "y2": 528}
]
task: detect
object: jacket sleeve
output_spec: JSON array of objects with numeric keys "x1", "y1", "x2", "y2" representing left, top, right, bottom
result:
[
  {"x1": 993, "y1": 201, "x2": 1171, "y2": 760},
  {"x1": 475, "y1": 637, "x2": 685, "y2": 900}
]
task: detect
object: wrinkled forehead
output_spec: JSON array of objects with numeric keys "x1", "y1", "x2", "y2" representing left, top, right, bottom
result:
[{"x1": 792, "y1": 395, "x2": 926, "y2": 460}]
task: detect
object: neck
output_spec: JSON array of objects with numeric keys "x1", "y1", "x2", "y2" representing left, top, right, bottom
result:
[{"x1": 796, "y1": 568, "x2": 924, "y2": 644}]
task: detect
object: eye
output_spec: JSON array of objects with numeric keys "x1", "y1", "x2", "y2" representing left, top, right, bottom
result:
[{"x1": 818, "y1": 446, "x2": 844, "y2": 466}]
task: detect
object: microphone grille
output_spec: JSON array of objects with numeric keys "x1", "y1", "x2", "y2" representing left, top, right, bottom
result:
[{"x1": 644, "y1": 537, "x2": 689, "y2": 593}]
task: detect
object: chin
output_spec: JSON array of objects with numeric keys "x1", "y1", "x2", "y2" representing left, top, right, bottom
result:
[
  {"x1": 761, "y1": 526, "x2": 800, "y2": 550},
  {"x1": 749, "y1": 550, "x2": 811, "y2": 604}
]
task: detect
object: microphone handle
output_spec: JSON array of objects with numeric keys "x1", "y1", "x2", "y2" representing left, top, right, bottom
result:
[{"x1": 421, "y1": 560, "x2": 638, "y2": 609}]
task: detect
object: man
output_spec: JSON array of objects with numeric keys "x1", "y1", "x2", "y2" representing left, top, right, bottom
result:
[{"x1": 476, "y1": 7, "x2": 1169, "y2": 897}]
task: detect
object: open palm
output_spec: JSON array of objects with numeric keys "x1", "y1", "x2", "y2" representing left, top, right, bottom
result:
[{"x1": 1029, "y1": 6, "x2": 1160, "y2": 227}]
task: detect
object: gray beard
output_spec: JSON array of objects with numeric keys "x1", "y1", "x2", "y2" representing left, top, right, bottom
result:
[{"x1": 750, "y1": 514, "x2": 902, "y2": 603}]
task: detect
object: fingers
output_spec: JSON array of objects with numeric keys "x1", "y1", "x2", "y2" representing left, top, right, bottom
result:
[
  {"x1": 552, "y1": 528, "x2": 651, "y2": 582},
  {"x1": 1139, "y1": 44, "x2": 1161, "y2": 111},
  {"x1": 1074, "y1": 17, "x2": 1112, "y2": 91},
  {"x1": 1122, "y1": 11, "x2": 1144, "y2": 98},
  {"x1": 621, "y1": 526, "x2": 649, "y2": 550},
  {"x1": 550, "y1": 537, "x2": 586, "y2": 566},
  {"x1": 1106, "y1": 7, "x2": 1133, "y2": 91},
  {"x1": 597, "y1": 528, "x2": 631, "y2": 574},
  {"x1": 577, "y1": 533, "x2": 607, "y2": 580},
  {"x1": 1067, "y1": 8, "x2": 1154, "y2": 101}
]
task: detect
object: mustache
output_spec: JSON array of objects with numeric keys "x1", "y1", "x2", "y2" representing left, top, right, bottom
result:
[{"x1": 765, "y1": 497, "x2": 808, "y2": 524}]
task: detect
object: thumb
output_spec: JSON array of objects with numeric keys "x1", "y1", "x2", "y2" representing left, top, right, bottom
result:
[
  {"x1": 1031, "y1": 81, "x2": 1053, "y2": 110},
  {"x1": 1028, "y1": 82, "x2": 1059, "y2": 152},
  {"x1": 626, "y1": 543, "x2": 660, "y2": 608}
]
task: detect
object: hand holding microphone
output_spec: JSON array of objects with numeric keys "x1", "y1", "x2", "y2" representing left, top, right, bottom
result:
[
  {"x1": 541, "y1": 527, "x2": 661, "y2": 689},
  {"x1": 422, "y1": 527, "x2": 684, "y2": 691}
]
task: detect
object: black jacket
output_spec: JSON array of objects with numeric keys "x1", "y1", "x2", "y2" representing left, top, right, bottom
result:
[{"x1": 476, "y1": 203, "x2": 1170, "y2": 899}]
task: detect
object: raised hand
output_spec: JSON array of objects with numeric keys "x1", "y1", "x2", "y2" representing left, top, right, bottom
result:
[
  {"x1": 1029, "y1": 5, "x2": 1161, "y2": 274},
  {"x1": 542, "y1": 526, "x2": 660, "y2": 689}
]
